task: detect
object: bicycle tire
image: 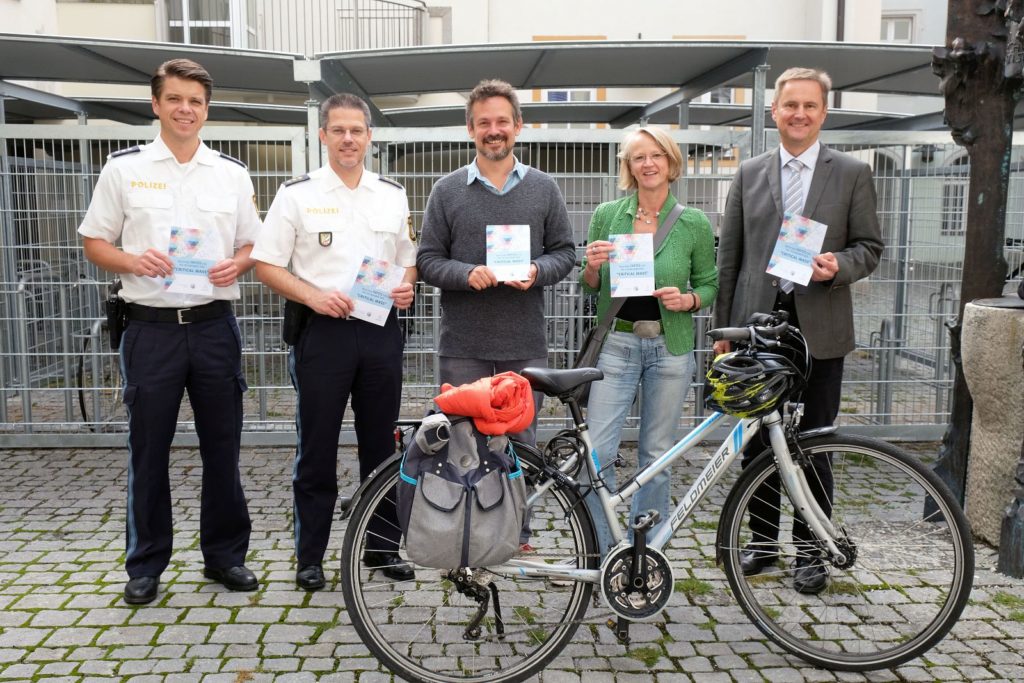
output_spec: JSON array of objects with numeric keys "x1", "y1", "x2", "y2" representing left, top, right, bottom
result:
[
  {"x1": 339, "y1": 447, "x2": 598, "y2": 683},
  {"x1": 718, "y1": 433, "x2": 974, "y2": 671}
]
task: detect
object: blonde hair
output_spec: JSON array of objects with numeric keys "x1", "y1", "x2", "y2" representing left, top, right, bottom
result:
[
  {"x1": 617, "y1": 127, "x2": 683, "y2": 191},
  {"x1": 773, "y1": 67, "x2": 831, "y2": 106}
]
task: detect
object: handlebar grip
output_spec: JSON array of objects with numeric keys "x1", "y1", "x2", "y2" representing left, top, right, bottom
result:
[
  {"x1": 707, "y1": 327, "x2": 752, "y2": 342},
  {"x1": 707, "y1": 321, "x2": 790, "y2": 343}
]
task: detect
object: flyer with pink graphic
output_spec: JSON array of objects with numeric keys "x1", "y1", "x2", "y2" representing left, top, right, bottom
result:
[
  {"x1": 609, "y1": 232, "x2": 654, "y2": 297},
  {"x1": 485, "y1": 224, "x2": 531, "y2": 281},
  {"x1": 164, "y1": 225, "x2": 219, "y2": 295},
  {"x1": 766, "y1": 213, "x2": 828, "y2": 286},
  {"x1": 349, "y1": 256, "x2": 404, "y2": 326}
]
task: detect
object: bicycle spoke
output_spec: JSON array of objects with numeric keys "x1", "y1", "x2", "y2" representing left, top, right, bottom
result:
[{"x1": 720, "y1": 435, "x2": 973, "y2": 671}]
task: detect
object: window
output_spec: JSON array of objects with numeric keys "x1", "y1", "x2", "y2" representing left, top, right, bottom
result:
[
  {"x1": 542, "y1": 89, "x2": 595, "y2": 129},
  {"x1": 881, "y1": 15, "x2": 915, "y2": 43},
  {"x1": 166, "y1": 0, "x2": 249, "y2": 48},
  {"x1": 941, "y1": 180, "x2": 967, "y2": 237},
  {"x1": 697, "y1": 87, "x2": 732, "y2": 104}
]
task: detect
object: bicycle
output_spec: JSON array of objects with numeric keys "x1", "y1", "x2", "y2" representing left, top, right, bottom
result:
[{"x1": 339, "y1": 312, "x2": 974, "y2": 683}]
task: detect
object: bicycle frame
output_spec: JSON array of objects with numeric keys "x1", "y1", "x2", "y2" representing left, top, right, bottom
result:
[{"x1": 494, "y1": 407, "x2": 844, "y2": 581}]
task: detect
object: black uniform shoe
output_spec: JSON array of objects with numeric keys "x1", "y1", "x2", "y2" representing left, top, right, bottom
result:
[
  {"x1": 203, "y1": 565, "x2": 259, "y2": 591},
  {"x1": 363, "y1": 551, "x2": 415, "y2": 582},
  {"x1": 296, "y1": 564, "x2": 326, "y2": 591},
  {"x1": 124, "y1": 576, "x2": 159, "y2": 605},
  {"x1": 739, "y1": 545, "x2": 779, "y2": 576},
  {"x1": 793, "y1": 555, "x2": 829, "y2": 594}
]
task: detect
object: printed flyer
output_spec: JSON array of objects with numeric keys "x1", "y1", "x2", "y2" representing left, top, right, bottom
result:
[
  {"x1": 164, "y1": 226, "x2": 218, "y2": 296},
  {"x1": 766, "y1": 213, "x2": 829, "y2": 286},
  {"x1": 349, "y1": 256, "x2": 404, "y2": 326},
  {"x1": 485, "y1": 224, "x2": 531, "y2": 281},
  {"x1": 609, "y1": 232, "x2": 655, "y2": 297}
]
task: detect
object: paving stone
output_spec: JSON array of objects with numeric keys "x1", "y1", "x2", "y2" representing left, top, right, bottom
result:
[
  {"x1": 208, "y1": 624, "x2": 264, "y2": 644},
  {"x1": 3, "y1": 444, "x2": 1024, "y2": 682},
  {"x1": 0, "y1": 628, "x2": 49, "y2": 647}
]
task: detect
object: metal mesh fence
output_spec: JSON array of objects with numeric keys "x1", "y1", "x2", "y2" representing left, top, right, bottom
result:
[{"x1": 2, "y1": 124, "x2": 1019, "y2": 443}]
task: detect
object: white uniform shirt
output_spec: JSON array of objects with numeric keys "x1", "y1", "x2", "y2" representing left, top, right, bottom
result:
[
  {"x1": 252, "y1": 166, "x2": 416, "y2": 291},
  {"x1": 78, "y1": 136, "x2": 261, "y2": 307}
]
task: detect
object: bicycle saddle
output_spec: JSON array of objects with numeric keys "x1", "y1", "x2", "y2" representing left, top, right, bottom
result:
[{"x1": 519, "y1": 366, "x2": 604, "y2": 397}]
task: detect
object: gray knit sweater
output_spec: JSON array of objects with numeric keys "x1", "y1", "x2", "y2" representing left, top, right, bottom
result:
[{"x1": 417, "y1": 166, "x2": 576, "y2": 360}]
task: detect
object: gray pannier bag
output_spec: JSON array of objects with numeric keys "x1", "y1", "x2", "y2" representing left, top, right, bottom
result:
[{"x1": 396, "y1": 414, "x2": 528, "y2": 569}]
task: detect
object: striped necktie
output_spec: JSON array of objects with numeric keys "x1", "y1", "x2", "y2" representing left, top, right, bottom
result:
[{"x1": 780, "y1": 158, "x2": 804, "y2": 294}]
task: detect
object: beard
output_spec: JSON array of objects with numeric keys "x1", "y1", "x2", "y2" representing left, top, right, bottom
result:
[{"x1": 478, "y1": 136, "x2": 513, "y2": 162}]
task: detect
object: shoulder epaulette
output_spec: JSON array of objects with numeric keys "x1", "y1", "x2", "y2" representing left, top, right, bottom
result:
[
  {"x1": 283, "y1": 174, "x2": 311, "y2": 187},
  {"x1": 219, "y1": 152, "x2": 247, "y2": 169},
  {"x1": 378, "y1": 176, "x2": 403, "y2": 190},
  {"x1": 109, "y1": 145, "x2": 141, "y2": 160}
]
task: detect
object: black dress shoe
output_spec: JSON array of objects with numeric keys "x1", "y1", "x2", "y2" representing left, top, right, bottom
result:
[
  {"x1": 363, "y1": 551, "x2": 415, "y2": 582},
  {"x1": 793, "y1": 555, "x2": 829, "y2": 594},
  {"x1": 124, "y1": 576, "x2": 159, "y2": 605},
  {"x1": 203, "y1": 565, "x2": 259, "y2": 591},
  {"x1": 739, "y1": 545, "x2": 779, "y2": 576},
  {"x1": 296, "y1": 564, "x2": 326, "y2": 591}
]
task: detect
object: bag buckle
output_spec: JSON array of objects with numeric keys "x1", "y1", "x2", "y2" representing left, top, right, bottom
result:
[{"x1": 632, "y1": 320, "x2": 661, "y2": 338}]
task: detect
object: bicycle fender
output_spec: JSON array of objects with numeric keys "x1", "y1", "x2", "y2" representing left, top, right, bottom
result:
[{"x1": 339, "y1": 452, "x2": 403, "y2": 521}]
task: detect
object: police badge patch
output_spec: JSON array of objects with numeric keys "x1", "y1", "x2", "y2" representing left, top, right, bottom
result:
[{"x1": 319, "y1": 232, "x2": 333, "y2": 247}]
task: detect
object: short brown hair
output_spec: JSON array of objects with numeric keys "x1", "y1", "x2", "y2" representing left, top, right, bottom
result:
[
  {"x1": 151, "y1": 59, "x2": 213, "y2": 103},
  {"x1": 617, "y1": 127, "x2": 683, "y2": 191},
  {"x1": 465, "y1": 79, "x2": 522, "y2": 128},
  {"x1": 773, "y1": 67, "x2": 831, "y2": 106},
  {"x1": 319, "y1": 93, "x2": 373, "y2": 130}
]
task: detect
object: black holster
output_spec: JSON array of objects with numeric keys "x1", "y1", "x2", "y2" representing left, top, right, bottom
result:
[
  {"x1": 105, "y1": 279, "x2": 128, "y2": 350},
  {"x1": 282, "y1": 299, "x2": 313, "y2": 346}
]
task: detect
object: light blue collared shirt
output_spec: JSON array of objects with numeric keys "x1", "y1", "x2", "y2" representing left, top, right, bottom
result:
[{"x1": 466, "y1": 157, "x2": 530, "y2": 196}]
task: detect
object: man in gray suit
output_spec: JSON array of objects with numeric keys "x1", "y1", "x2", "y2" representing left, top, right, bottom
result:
[{"x1": 712, "y1": 67, "x2": 883, "y2": 594}]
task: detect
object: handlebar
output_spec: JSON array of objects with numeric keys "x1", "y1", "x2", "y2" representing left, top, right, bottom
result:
[{"x1": 706, "y1": 311, "x2": 791, "y2": 345}]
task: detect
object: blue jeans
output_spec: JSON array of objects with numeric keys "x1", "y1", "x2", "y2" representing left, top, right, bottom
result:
[{"x1": 582, "y1": 331, "x2": 695, "y2": 556}]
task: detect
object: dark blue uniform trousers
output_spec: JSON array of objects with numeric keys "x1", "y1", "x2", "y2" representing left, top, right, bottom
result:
[
  {"x1": 290, "y1": 311, "x2": 403, "y2": 567},
  {"x1": 120, "y1": 314, "x2": 251, "y2": 578}
]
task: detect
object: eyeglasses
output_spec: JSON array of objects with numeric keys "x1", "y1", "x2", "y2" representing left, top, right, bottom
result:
[
  {"x1": 629, "y1": 152, "x2": 668, "y2": 165},
  {"x1": 325, "y1": 127, "x2": 368, "y2": 139}
]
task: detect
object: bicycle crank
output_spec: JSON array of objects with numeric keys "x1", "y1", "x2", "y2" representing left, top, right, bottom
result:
[{"x1": 600, "y1": 545, "x2": 674, "y2": 621}]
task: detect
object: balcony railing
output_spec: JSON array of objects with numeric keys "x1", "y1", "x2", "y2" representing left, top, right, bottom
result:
[{"x1": 164, "y1": 0, "x2": 426, "y2": 55}]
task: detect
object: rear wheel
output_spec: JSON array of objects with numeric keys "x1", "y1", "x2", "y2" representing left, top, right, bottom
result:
[
  {"x1": 718, "y1": 434, "x2": 974, "y2": 671},
  {"x1": 339, "y1": 447, "x2": 598, "y2": 683}
]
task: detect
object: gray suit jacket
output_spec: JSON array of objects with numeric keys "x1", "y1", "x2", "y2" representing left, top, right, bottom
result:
[{"x1": 713, "y1": 144, "x2": 883, "y2": 359}]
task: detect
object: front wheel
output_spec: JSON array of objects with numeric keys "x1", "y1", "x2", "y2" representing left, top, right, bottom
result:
[
  {"x1": 339, "y1": 447, "x2": 598, "y2": 683},
  {"x1": 718, "y1": 434, "x2": 974, "y2": 671}
]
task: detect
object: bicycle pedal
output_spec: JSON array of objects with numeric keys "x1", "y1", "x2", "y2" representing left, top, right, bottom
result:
[
  {"x1": 607, "y1": 617, "x2": 631, "y2": 644},
  {"x1": 631, "y1": 509, "x2": 661, "y2": 531}
]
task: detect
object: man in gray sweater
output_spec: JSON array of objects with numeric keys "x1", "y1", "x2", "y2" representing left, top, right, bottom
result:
[{"x1": 417, "y1": 79, "x2": 575, "y2": 448}]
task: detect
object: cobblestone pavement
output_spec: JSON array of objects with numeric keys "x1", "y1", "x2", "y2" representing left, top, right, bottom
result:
[{"x1": 1, "y1": 443, "x2": 1023, "y2": 682}]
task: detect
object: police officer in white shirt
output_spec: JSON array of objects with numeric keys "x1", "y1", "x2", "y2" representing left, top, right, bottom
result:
[
  {"x1": 252, "y1": 93, "x2": 417, "y2": 591},
  {"x1": 78, "y1": 59, "x2": 261, "y2": 605}
]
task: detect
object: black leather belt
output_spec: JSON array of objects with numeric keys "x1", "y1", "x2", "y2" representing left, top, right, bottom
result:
[{"x1": 126, "y1": 300, "x2": 232, "y2": 325}]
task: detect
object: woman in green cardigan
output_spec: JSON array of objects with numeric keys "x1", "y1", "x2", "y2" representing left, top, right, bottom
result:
[{"x1": 579, "y1": 126, "x2": 719, "y2": 554}]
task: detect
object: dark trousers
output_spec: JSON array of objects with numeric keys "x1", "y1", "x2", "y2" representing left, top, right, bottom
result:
[
  {"x1": 743, "y1": 296, "x2": 844, "y2": 551},
  {"x1": 120, "y1": 315, "x2": 251, "y2": 578},
  {"x1": 290, "y1": 312, "x2": 403, "y2": 566}
]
